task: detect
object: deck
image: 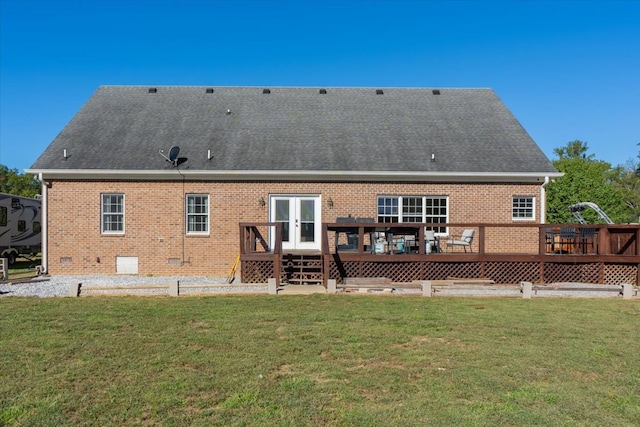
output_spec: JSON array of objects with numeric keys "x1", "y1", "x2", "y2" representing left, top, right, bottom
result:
[{"x1": 239, "y1": 222, "x2": 640, "y2": 286}]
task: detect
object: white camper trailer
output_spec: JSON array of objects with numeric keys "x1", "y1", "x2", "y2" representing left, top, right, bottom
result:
[{"x1": 0, "y1": 193, "x2": 42, "y2": 264}]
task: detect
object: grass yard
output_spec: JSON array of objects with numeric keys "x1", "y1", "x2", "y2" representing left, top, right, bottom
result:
[{"x1": 1, "y1": 295, "x2": 638, "y2": 426}]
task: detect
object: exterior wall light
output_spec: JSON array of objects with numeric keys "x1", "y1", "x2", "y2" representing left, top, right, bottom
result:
[
  {"x1": 327, "y1": 197, "x2": 334, "y2": 209},
  {"x1": 258, "y1": 197, "x2": 266, "y2": 208}
]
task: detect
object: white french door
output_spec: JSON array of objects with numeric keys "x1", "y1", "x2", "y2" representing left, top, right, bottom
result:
[{"x1": 270, "y1": 195, "x2": 321, "y2": 251}]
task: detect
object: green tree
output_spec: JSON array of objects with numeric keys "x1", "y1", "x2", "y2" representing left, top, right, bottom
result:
[
  {"x1": 610, "y1": 143, "x2": 640, "y2": 223},
  {"x1": 0, "y1": 165, "x2": 41, "y2": 197},
  {"x1": 546, "y1": 141, "x2": 629, "y2": 223},
  {"x1": 554, "y1": 140, "x2": 597, "y2": 160}
]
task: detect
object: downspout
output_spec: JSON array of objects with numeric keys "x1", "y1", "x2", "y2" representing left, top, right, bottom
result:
[
  {"x1": 540, "y1": 176, "x2": 550, "y2": 224},
  {"x1": 39, "y1": 173, "x2": 47, "y2": 274}
]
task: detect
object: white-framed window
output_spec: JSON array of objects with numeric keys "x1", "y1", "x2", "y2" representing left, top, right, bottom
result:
[
  {"x1": 377, "y1": 196, "x2": 399, "y2": 223},
  {"x1": 186, "y1": 194, "x2": 209, "y2": 234},
  {"x1": 378, "y1": 196, "x2": 449, "y2": 233},
  {"x1": 512, "y1": 196, "x2": 535, "y2": 220},
  {"x1": 101, "y1": 193, "x2": 124, "y2": 234}
]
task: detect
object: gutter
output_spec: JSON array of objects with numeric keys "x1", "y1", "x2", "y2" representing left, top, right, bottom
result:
[
  {"x1": 26, "y1": 169, "x2": 564, "y2": 184},
  {"x1": 540, "y1": 176, "x2": 550, "y2": 224},
  {"x1": 39, "y1": 173, "x2": 47, "y2": 274}
]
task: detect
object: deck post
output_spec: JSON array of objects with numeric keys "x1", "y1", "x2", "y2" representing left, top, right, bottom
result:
[
  {"x1": 421, "y1": 280, "x2": 432, "y2": 297},
  {"x1": 268, "y1": 278, "x2": 277, "y2": 295},
  {"x1": 521, "y1": 281, "x2": 533, "y2": 299},
  {"x1": 327, "y1": 279, "x2": 337, "y2": 293},
  {"x1": 621, "y1": 283, "x2": 632, "y2": 300}
]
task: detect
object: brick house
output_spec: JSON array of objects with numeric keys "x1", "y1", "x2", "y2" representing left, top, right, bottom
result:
[{"x1": 27, "y1": 86, "x2": 561, "y2": 277}]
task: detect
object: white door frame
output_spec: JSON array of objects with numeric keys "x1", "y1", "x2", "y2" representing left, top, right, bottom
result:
[{"x1": 270, "y1": 195, "x2": 322, "y2": 251}]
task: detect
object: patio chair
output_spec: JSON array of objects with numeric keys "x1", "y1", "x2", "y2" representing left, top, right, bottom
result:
[
  {"x1": 445, "y1": 229, "x2": 474, "y2": 252},
  {"x1": 559, "y1": 227, "x2": 576, "y2": 254},
  {"x1": 578, "y1": 227, "x2": 598, "y2": 254},
  {"x1": 545, "y1": 227, "x2": 557, "y2": 253}
]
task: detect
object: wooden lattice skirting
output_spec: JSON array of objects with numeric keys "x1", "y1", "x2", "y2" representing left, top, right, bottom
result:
[{"x1": 242, "y1": 259, "x2": 638, "y2": 285}]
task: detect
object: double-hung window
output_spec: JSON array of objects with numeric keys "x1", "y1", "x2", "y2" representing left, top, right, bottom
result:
[
  {"x1": 186, "y1": 194, "x2": 209, "y2": 235},
  {"x1": 378, "y1": 196, "x2": 448, "y2": 233},
  {"x1": 512, "y1": 196, "x2": 535, "y2": 220},
  {"x1": 377, "y1": 197, "x2": 399, "y2": 223},
  {"x1": 101, "y1": 193, "x2": 124, "y2": 234}
]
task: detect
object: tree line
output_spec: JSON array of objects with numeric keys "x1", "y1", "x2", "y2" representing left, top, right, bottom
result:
[
  {"x1": 1, "y1": 140, "x2": 639, "y2": 223},
  {"x1": 0, "y1": 165, "x2": 40, "y2": 198},
  {"x1": 547, "y1": 141, "x2": 639, "y2": 224}
]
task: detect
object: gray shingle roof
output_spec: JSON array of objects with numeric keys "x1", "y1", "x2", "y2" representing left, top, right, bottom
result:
[{"x1": 30, "y1": 86, "x2": 558, "y2": 176}]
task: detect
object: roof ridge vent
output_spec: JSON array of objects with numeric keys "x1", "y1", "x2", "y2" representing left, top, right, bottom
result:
[
  {"x1": 206, "y1": 88, "x2": 214, "y2": 94},
  {"x1": 148, "y1": 88, "x2": 157, "y2": 93},
  {"x1": 262, "y1": 88, "x2": 271, "y2": 94},
  {"x1": 375, "y1": 89, "x2": 384, "y2": 95},
  {"x1": 432, "y1": 89, "x2": 441, "y2": 95},
  {"x1": 319, "y1": 88, "x2": 327, "y2": 94}
]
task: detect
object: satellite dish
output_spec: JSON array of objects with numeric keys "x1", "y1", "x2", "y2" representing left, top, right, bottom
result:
[
  {"x1": 168, "y1": 146, "x2": 180, "y2": 162},
  {"x1": 159, "y1": 145, "x2": 182, "y2": 166}
]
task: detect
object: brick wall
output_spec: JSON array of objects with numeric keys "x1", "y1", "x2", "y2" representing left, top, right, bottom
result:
[{"x1": 45, "y1": 180, "x2": 542, "y2": 276}]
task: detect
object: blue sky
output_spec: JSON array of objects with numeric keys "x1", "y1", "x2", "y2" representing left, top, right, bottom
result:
[{"x1": 1, "y1": 0, "x2": 638, "y2": 172}]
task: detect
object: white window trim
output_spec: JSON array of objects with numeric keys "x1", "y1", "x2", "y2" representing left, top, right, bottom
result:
[
  {"x1": 512, "y1": 196, "x2": 536, "y2": 221},
  {"x1": 186, "y1": 194, "x2": 210, "y2": 235},
  {"x1": 377, "y1": 195, "x2": 450, "y2": 235},
  {"x1": 101, "y1": 193, "x2": 125, "y2": 235}
]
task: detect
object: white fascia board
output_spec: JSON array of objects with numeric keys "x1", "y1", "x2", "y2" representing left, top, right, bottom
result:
[{"x1": 26, "y1": 169, "x2": 564, "y2": 183}]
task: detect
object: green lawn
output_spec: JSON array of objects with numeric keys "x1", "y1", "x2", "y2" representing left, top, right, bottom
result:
[{"x1": 1, "y1": 295, "x2": 638, "y2": 426}]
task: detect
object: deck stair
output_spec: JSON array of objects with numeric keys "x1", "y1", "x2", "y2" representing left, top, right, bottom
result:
[{"x1": 282, "y1": 253, "x2": 324, "y2": 285}]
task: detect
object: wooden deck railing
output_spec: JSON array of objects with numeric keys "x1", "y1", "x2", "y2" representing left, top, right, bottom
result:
[
  {"x1": 323, "y1": 222, "x2": 639, "y2": 258},
  {"x1": 240, "y1": 222, "x2": 640, "y2": 285},
  {"x1": 239, "y1": 222, "x2": 282, "y2": 285}
]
